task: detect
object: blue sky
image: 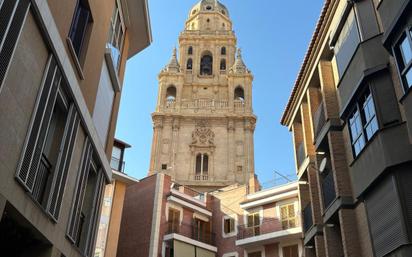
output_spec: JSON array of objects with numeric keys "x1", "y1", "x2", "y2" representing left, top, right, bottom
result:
[{"x1": 115, "y1": 0, "x2": 324, "y2": 187}]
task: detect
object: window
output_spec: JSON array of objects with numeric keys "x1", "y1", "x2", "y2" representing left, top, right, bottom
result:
[
  {"x1": 348, "y1": 87, "x2": 378, "y2": 156},
  {"x1": 247, "y1": 212, "x2": 260, "y2": 236},
  {"x1": 67, "y1": 140, "x2": 105, "y2": 257},
  {"x1": 107, "y1": 0, "x2": 125, "y2": 71},
  {"x1": 334, "y1": 9, "x2": 360, "y2": 77},
  {"x1": 224, "y1": 217, "x2": 235, "y2": 234},
  {"x1": 110, "y1": 146, "x2": 122, "y2": 171},
  {"x1": 188, "y1": 46, "x2": 193, "y2": 55},
  {"x1": 237, "y1": 166, "x2": 243, "y2": 172},
  {"x1": 221, "y1": 47, "x2": 226, "y2": 55},
  {"x1": 234, "y1": 87, "x2": 245, "y2": 101},
  {"x1": 220, "y1": 59, "x2": 226, "y2": 70},
  {"x1": 162, "y1": 164, "x2": 168, "y2": 170},
  {"x1": 200, "y1": 53, "x2": 213, "y2": 75},
  {"x1": 195, "y1": 154, "x2": 209, "y2": 177},
  {"x1": 206, "y1": 5, "x2": 212, "y2": 11},
  {"x1": 282, "y1": 245, "x2": 299, "y2": 257},
  {"x1": 166, "y1": 86, "x2": 177, "y2": 101},
  {"x1": 168, "y1": 208, "x2": 180, "y2": 233},
  {"x1": 69, "y1": 0, "x2": 92, "y2": 60},
  {"x1": 248, "y1": 252, "x2": 262, "y2": 257},
  {"x1": 187, "y1": 58, "x2": 193, "y2": 70},
  {"x1": 280, "y1": 204, "x2": 297, "y2": 229},
  {"x1": 394, "y1": 28, "x2": 412, "y2": 90},
  {"x1": 193, "y1": 218, "x2": 211, "y2": 243},
  {"x1": 16, "y1": 57, "x2": 80, "y2": 221}
]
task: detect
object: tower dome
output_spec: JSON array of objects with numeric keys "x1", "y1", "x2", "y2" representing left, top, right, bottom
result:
[{"x1": 189, "y1": 0, "x2": 229, "y2": 18}]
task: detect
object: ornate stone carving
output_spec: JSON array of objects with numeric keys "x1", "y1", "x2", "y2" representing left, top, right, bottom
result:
[{"x1": 191, "y1": 120, "x2": 215, "y2": 146}]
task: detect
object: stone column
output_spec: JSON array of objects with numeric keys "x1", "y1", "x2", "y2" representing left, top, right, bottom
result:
[
  {"x1": 227, "y1": 119, "x2": 235, "y2": 180},
  {"x1": 170, "y1": 118, "x2": 180, "y2": 177},
  {"x1": 149, "y1": 117, "x2": 163, "y2": 174}
]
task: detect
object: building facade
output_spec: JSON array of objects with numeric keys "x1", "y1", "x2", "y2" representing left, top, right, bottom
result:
[
  {"x1": 0, "y1": 0, "x2": 151, "y2": 256},
  {"x1": 148, "y1": 0, "x2": 257, "y2": 192},
  {"x1": 281, "y1": 0, "x2": 412, "y2": 257},
  {"x1": 116, "y1": 173, "x2": 302, "y2": 257}
]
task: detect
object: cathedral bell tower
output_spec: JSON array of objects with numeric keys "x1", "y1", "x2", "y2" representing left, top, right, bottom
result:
[{"x1": 148, "y1": 0, "x2": 257, "y2": 192}]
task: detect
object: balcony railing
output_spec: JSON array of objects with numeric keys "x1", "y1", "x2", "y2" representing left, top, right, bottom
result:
[
  {"x1": 106, "y1": 43, "x2": 120, "y2": 72},
  {"x1": 194, "y1": 174, "x2": 208, "y2": 181},
  {"x1": 32, "y1": 154, "x2": 52, "y2": 203},
  {"x1": 302, "y1": 203, "x2": 313, "y2": 233},
  {"x1": 313, "y1": 102, "x2": 326, "y2": 139},
  {"x1": 110, "y1": 157, "x2": 125, "y2": 173},
  {"x1": 237, "y1": 218, "x2": 299, "y2": 240},
  {"x1": 296, "y1": 142, "x2": 306, "y2": 167},
  {"x1": 166, "y1": 222, "x2": 215, "y2": 246},
  {"x1": 322, "y1": 171, "x2": 336, "y2": 209}
]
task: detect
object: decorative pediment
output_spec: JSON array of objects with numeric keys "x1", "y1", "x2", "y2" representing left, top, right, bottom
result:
[{"x1": 191, "y1": 120, "x2": 215, "y2": 147}]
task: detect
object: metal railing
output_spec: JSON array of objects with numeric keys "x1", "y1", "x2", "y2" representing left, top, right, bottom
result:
[
  {"x1": 110, "y1": 157, "x2": 125, "y2": 172},
  {"x1": 32, "y1": 154, "x2": 52, "y2": 203},
  {"x1": 237, "y1": 217, "x2": 300, "y2": 240},
  {"x1": 302, "y1": 203, "x2": 313, "y2": 233},
  {"x1": 165, "y1": 222, "x2": 215, "y2": 246},
  {"x1": 296, "y1": 142, "x2": 306, "y2": 167},
  {"x1": 313, "y1": 102, "x2": 326, "y2": 139},
  {"x1": 322, "y1": 171, "x2": 336, "y2": 209}
]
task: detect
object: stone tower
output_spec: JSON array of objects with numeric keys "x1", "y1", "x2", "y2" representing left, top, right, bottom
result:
[{"x1": 148, "y1": 0, "x2": 256, "y2": 192}]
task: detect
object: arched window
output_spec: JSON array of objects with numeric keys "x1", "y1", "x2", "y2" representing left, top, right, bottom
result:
[
  {"x1": 200, "y1": 52, "x2": 213, "y2": 75},
  {"x1": 195, "y1": 153, "x2": 209, "y2": 175},
  {"x1": 221, "y1": 47, "x2": 226, "y2": 55},
  {"x1": 187, "y1": 58, "x2": 193, "y2": 70},
  {"x1": 234, "y1": 87, "x2": 245, "y2": 101},
  {"x1": 220, "y1": 59, "x2": 226, "y2": 70},
  {"x1": 188, "y1": 46, "x2": 193, "y2": 55},
  {"x1": 166, "y1": 86, "x2": 177, "y2": 101}
]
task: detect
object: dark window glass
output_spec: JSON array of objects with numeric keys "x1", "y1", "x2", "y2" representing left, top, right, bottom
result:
[
  {"x1": 200, "y1": 54, "x2": 213, "y2": 75},
  {"x1": 162, "y1": 164, "x2": 167, "y2": 170},
  {"x1": 220, "y1": 59, "x2": 226, "y2": 70},
  {"x1": 188, "y1": 46, "x2": 193, "y2": 55},
  {"x1": 348, "y1": 87, "x2": 378, "y2": 157},
  {"x1": 196, "y1": 154, "x2": 202, "y2": 174},
  {"x1": 203, "y1": 154, "x2": 208, "y2": 173},
  {"x1": 187, "y1": 58, "x2": 193, "y2": 70},
  {"x1": 221, "y1": 47, "x2": 226, "y2": 55},
  {"x1": 334, "y1": 9, "x2": 360, "y2": 78},
  {"x1": 69, "y1": 0, "x2": 91, "y2": 58}
]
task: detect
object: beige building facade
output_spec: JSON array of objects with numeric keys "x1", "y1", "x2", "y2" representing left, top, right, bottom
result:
[{"x1": 148, "y1": 0, "x2": 257, "y2": 192}]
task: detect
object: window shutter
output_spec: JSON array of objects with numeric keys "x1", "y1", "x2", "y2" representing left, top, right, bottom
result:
[
  {"x1": 0, "y1": 0, "x2": 30, "y2": 90},
  {"x1": 16, "y1": 56, "x2": 60, "y2": 193},
  {"x1": 224, "y1": 219, "x2": 229, "y2": 233},
  {"x1": 47, "y1": 104, "x2": 80, "y2": 220},
  {"x1": 67, "y1": 139, "x2": 93, "y2": 243},
  {"x1": 85, "y1": 170, "x2": 105, "y2": 257}
]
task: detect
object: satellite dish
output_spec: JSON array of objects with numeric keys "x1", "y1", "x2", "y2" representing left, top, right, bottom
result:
[{"x1": 319, "y1": 157, "x2": 328, "y2": 174}]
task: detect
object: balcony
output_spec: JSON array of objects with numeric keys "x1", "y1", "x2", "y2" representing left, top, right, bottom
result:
[
  {"x1": 313, "y1": 102, "x2": 326, "y2": 140},
  {"x1": 236, "y1": 218, "x2": 302, "y2": 247},
  {"x1": 322, "y1": 171, "x2": 336, "y2": 209},
  {"x1": 296, "y1": 142, "x2": 306, "y2": 167},
  {"x1": 165, "y1": 222, "x2": 215, "y2": 246},
  {"x1": 302, "y1": 203, "x2": 313, "y2": 233},
  {"x1": 194, "y1": 174, "x2": 208, "y2": 181},
  {"x1": 110, "y1": 157, "x2": 125, "y2": 172}
]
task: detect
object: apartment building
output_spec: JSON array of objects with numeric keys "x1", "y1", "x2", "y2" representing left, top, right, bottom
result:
[
  {"x1": 94, "y1": 139, "x2": 138, "y2": 257},
  {"x1": 281, "y1": 0, "x2": 412, "y2": 257},
  {"x1": 0, "y1": 0, "x2": 151, "y2": 256},
  {"x1": 116, "y1": 173, "x2": 302, "y2": 257}
]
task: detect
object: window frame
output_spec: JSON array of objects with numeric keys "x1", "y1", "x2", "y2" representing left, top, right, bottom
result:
[
  {"x1": 107, "y1": 0, "x2": 126, "y2": 71},
  {"x1": 222, "y1": 215, "x2": 237, "y2": 238},
  {"x1": 279, "y1": 203, "x2": 297, "y2": 230},
  {"x1": 392, "y1": 27, "x2": 412, "y2": 92},
  {"x1": 347, "y1": 86, "x2": 379, "y2": 157}
]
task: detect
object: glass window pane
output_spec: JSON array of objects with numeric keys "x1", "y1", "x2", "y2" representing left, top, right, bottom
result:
[
  {"x1": 400, "y1": 36, "x2": 412, "y2": 65},
  {"x1": 405, "y1": 67, "x2": 412, "y2": 88}
]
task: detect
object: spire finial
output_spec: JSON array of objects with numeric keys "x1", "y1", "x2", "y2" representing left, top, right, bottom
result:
[
  {"x1": 163, "y1": 47, "x2": 180, "y2": 73},
  {"x1": 237, "y1": 48, "x2": 242, "y2": 59}
]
